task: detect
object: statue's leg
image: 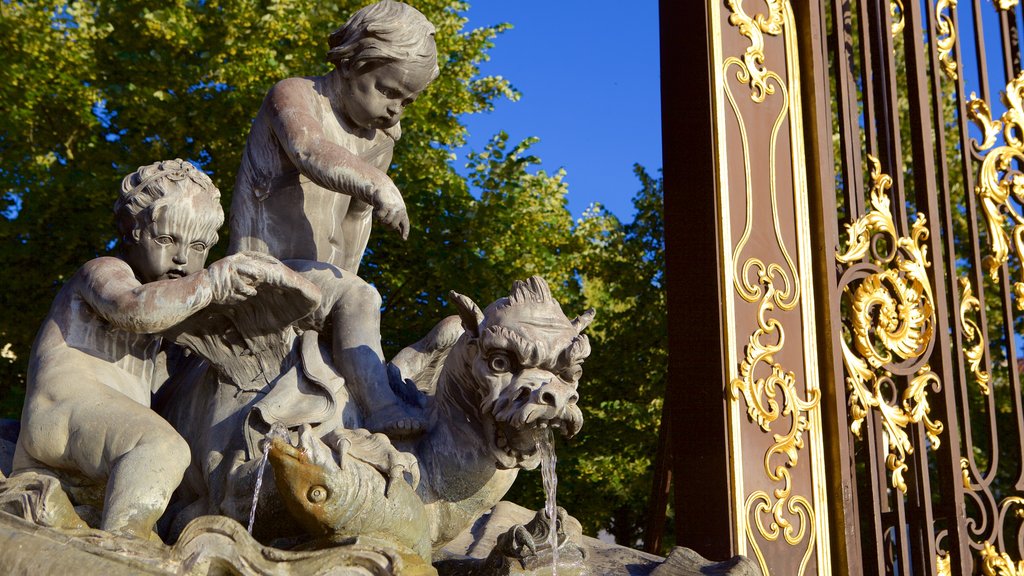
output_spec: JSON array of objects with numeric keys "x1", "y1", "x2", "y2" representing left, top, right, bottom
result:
[
  {"x1": 330, "y1": 276, "x2": 425, "y2": 437},
  {"x1": 60, "y1": 387, "x2": 190, "y2": 540},
  {"x1": 283, "y1": 260, "x2": 425, "y2": 437}
]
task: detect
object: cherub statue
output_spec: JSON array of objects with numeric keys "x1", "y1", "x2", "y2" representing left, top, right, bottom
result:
[
  {"x1": 11, "y1": 159, "x2": 268, "y2": 539},
  {"x1": 228, "y1": 0, "x2": 439, "y2": 437}
]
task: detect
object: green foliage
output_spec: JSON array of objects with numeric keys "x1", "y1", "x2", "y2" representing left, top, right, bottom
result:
[
  {"x1": 0, "y1": 0, "x2": 515, "y2": 403},
  {"x1": 0, "y1": 0, "x2": 668, "y2": 549},
  {"x1": 504, "y1": 166, "x2": 668, "y2": 548}
]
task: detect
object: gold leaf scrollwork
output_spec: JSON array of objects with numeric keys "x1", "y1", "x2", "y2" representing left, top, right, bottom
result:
[
  {"x1": 981, "y1": 541, "x2": 1024, "y2": 576},
  {"x1": 723, "y1": 0, "x2": 784, "y2": 103},
  {"x1": 935, "y1": 0, "x2": 958, "y2": 80},
  {"x1": 968, "y1": 95, "x2": 1003, "y2": 152},
  {"x1": 836, "y1": 155, "x2": 944, "y2": 493},
  {"x1": 891, "y1": 0, "x2": 905, "y2": 36},
  {"x1": 937, "y1": 552, "x2": 951, "y2": 576},
  {"x1": 971, "y1": 72, "x2": 1024, "y2": 306},
  {"x1": 959, "y1": 277, "x2": 991, "y2": 394},
  {"x1": 729, "y1": 267, "x2": 819, "y2": 575},
  {"x1": 997, "y1": 0, "x2": 1020, "y2": 11}
]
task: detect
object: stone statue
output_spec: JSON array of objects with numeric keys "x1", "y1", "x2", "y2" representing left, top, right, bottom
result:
[
  {"x1": 157, "y1": 275, "x2": 589, "y2": 558},
  {"x1": 0, "y1": 2, "x2": 761, "y2": 574},
  {"x1": 228, "y1": 0, "x2": 439, "y2": 437},
  {"x1": 10, "y1": 159, "x2": 277, "y2": 539}
]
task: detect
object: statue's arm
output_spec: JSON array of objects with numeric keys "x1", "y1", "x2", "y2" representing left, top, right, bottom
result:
[
  {"x1": 80, "y1": 257, "x2": 215, "y2": 334},
  {"x1": 266, "y1": 78, "x2": 388, "y2": 205}
]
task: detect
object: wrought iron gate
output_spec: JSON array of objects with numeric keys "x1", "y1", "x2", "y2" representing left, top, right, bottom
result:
[{"x1": 664, "y1": 0, "x2": 1024, "y2": 574}]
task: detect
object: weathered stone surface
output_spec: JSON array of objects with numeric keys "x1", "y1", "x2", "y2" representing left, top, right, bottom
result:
[{"x1": 650, "y1": 547, "x2": 760, "y2": 576}]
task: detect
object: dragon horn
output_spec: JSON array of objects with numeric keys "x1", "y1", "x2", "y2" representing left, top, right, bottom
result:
[{"x1": 449, "y1": 290, "x2": 484, "y2": 336}]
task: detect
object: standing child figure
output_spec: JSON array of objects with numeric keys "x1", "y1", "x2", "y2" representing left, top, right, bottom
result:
[
  {"x1": 229, "y1": 0, "x2": 439, "y2": 436},
  {"x1": 13, "y1": 159, "x2": 267, "y2": 540}
]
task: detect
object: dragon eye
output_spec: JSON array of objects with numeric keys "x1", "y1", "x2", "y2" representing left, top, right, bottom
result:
[
  {"x1": 561, "y1": 365, "x2": 583, "y2": 382},
  {"x1": 307, "y1": 485, "x2": 328, "y2": 504},
  {"x1": 488, "y1": 353, "x2": 513, "y2": 373}
]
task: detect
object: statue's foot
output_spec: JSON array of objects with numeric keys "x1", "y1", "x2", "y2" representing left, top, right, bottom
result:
[{"x1": 363, "y1": 404, "x2": 426, "y2": 439}]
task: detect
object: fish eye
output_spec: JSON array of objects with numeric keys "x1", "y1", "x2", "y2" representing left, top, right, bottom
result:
[
  {"x1": 307, "y1": 485, "x2": 328, "y2": 504},
  {"x1": 488, "y1": 352, "x2": 513, "y2": 373}
]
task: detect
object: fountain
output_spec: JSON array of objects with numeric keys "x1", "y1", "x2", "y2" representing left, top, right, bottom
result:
[
  {"x1": 539, "y1": 429, "x2": 560, "y2": 575},
  {"x1": 0, "y1": 2, "x2": 760, "y2": 574}
]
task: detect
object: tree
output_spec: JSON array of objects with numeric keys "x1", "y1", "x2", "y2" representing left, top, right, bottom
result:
[
  {"x1": 503, "y1": 166, "x2": 667, "y2": 547},
  {"x1": 0, "y1": 0, "x2": 669, "y2": 549},
  {"x1": 0, "y1": 0, "x2": 516, "y2": 406}
]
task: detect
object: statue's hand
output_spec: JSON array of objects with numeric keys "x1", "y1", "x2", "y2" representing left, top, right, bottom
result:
[
  {"x1": 369, "y1": 178, "x2": 410, "y2": 240},
  {"x1": 206, "y1": 252, "x2": 278, "y2": 304}
]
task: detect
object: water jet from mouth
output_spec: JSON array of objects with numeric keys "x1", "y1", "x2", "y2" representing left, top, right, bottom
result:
[
  {"x1": 538, "y1": 427, "x2": 558, "y2": 575},
  {"x1": 248, "y1": 422, "x2": 290, "y2": 534}
]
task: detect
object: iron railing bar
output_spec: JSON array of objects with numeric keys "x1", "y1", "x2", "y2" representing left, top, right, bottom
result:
[
  {"x1": 864, "y1": 409, "x2": 888, "y2": 575},
  {"x1": 948, "y1": 1, "x2": 1000, "y2": 491},
  {"x1": 858, "y1": 0, "x2": 880, "y2": 165},
  {"x1": 808, "y1": 1, "x2": 866, "y2": 570},
  {"x1": 902, "y1": 0, "x2": 972, "y2": 570},
  {"x1": 831, "y1": 0, "x2": 866, "y2": 221},
  {"x1": 1000, "y1": 7, "x2": 1021, "y2": 82},
  {"x1": 892, "y1": 465, "x2": 914, "y2": 576},
  {"x1": 928, "y1": 0, "x2": 994, "y2": 494},
  {"x1": 993, "y1": 262, "x2": 1024, "y2": 491},
  {"x1": 869, "y1": 0, "x2": 910, "y2": 229},
  {"x1": 973, "y1": 0, "x2": 993, "y2": 104},
  {"x1": 927, "y1": 0, "x2": 972, "y2": 406},
  {"x1": 909, "y1": 423, "x2": 939, "y2": 573}
]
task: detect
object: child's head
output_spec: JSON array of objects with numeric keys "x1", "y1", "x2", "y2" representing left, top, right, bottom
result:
[
  {"x1": 115, "y1": 159, "x2": 224, "y2": 283},
  {"x1": 326, "y1": 1, "x2": 439, "y2": 130},
  {"x1": 327, "y1": 1, "x2": 438, "y2": 78}
]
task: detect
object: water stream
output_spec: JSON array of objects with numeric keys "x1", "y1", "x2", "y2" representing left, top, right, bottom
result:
[
  {"x1": 247, "y1": 423, "x2": 290, "y2": 534},
  {"x1": 538, "y1": 427, "x2": 559, "y2": 575}
]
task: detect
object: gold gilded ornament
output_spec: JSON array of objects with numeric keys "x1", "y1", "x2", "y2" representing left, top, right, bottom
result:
[
  {"x1": 723, "y1": 0, "x2": 784, "y2": 102},
  {"x1": 836, "y1": 155, "x2": 944, "y2": 493},
  {"x1": 892, "y1": 0, "x2": 905, "y2": 36},
  {"x1": 970, "y1": 72, "x2": 1024, "y2": 305},
  {"x1": 936, "y1": 0, "x2": 958, "y2": 80},
  {"x1": 980, "y1": 541, "x2": 1024, "y2": 576},
  {"x1": 959, "y1": 277, "x2": 990, "y2": 394}
]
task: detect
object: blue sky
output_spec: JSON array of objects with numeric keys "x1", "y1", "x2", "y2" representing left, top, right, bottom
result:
[{"x1": 454, "y1": 1, "x2": 663, "y2": 221}]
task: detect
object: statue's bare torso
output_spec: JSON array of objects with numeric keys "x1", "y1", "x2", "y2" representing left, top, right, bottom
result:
[{"x1": 229, "y1": 76, "x2": 397, "y2": 274}]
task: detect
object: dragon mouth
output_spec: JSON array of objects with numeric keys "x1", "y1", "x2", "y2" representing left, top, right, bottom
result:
[{"x1": 493, "y1": 414, "x2": 578, "y2": 468}]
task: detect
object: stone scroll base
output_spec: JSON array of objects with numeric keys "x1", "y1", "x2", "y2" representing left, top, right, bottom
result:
[
  {"x1": 0, "y1": 511, "x2": 431, "y2": 576},
  {"x1": 0, "y1": 424, "x2": 755, "y2": 575},
  {"x1": 0, "y1": 501, "x2": 757, "y2": 576}
]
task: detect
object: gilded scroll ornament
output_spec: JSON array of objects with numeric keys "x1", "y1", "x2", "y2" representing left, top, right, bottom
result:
[
  {"x1": 997, "y1": 0, "x2": 1019, "y2": 10},
  {"x1": 959, "y1": 277, "x2": 991, "y2": 394},
  {"x1": 981, "y1": 542, "x2": 1024, "y2": 576},
  {"x1": 937, "y1": 552, "x2": 951, "y2": 576},
  {"x1": 891, "y1": 0, "x2": 905, "y2": 36},
  {"x1": 836, "y1": 155, "x2": 944, "y2": 493},
  {"x1": 970, "y1": 72, "x2": 1024, "y2": 306},
  {"x1": 730, "y1": 271, "x2": 819, "y2": 575},
  {"x1": 968, "y1": 95, "x2": 1002, "y2": 152},
  {"x1": 935, "y1": 0, "x2": 958, "y2": 80},
  {"x1": 723, "y1": 0, "x2": 784, "y2": 103}
]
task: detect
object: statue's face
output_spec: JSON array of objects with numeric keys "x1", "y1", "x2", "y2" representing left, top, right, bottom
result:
[
  {"x1": 473, "y1": 309, "x2": 587, "y2": 470},
  {"x1": 340, "y1": 60, "x2": 433, "y2": 130},
  {"x1": 125, "y1": 202, "x2": 217, "y2": 283}
]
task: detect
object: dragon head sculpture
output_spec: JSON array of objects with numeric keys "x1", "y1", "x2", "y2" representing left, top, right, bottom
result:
[{"x1": 445, "y1": 276, "x2": 593, "y2": 470}]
